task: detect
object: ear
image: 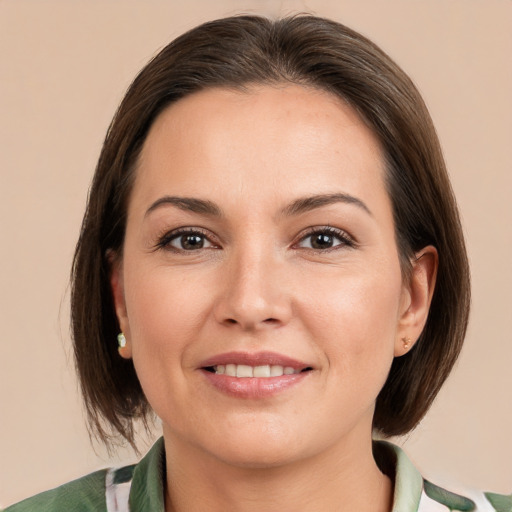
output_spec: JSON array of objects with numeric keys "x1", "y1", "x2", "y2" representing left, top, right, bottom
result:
[
  {"x1": 395, "y1": 246, "x2": 438, "y2": 357},
  {"x1": 108, "y1": 251, "x2": 132, "y2": 359}
]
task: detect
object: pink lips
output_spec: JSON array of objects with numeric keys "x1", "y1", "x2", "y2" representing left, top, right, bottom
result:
[
  {"x1": 199, "y1": 351, "x2": 313, "y2": 399},
  {"x1": 200, "y1": 351, "x2": 311, "y2": 370}
]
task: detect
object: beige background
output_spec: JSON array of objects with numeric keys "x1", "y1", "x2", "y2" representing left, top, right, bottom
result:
[{"x1": 1, "y1": 0, "x2": 511, "y2": 507}]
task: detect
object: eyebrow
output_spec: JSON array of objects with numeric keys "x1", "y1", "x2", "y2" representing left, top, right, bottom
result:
[
  {"x1": 145, "y1": 196, "x2": 223, "y2": 218},
  {"x1": 145, "y1": 193, "x2": 372, "y2": 219},
  {"x1": 279, "y1": 193, "x2": 372, "y2": 218}
]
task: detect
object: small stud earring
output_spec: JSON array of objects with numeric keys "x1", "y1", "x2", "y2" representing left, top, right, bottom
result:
[
  {"x1": 402, "y1": 337, "x2": 412, "y2": 350},
  {"x1": 117, "y1": 332, "x2": 127, "y2": 349}
]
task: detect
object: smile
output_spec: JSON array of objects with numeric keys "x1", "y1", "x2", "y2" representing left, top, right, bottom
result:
[
  {"x1": 205, "y1": 364, "x2": 306, "y2": 377},
  {"x1": 199, "y1": 351, "x2": 314, "y2": 398}
]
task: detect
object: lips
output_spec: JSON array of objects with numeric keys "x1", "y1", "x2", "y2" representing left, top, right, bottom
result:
[
  {"x1": 198, "y1": 351, "x2": 313, "y2": 398},
  {"x1": 199, "y1": 351, "x2": 313, "y2": 371},
  {"x1": 208, "y1": 364, "x2": 302, "y2": 378}
]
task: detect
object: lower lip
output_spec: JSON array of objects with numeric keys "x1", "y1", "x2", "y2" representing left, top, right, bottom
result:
[{"x1": 200, "y1": 370, "x2": 310, "y2": 398}]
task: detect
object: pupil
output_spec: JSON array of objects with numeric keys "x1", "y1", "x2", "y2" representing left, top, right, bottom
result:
[
  {"x1": 181, "y1": 234, "x2": 203, "y2": 250},
  {"x1": 312, "y1": 234, "x2": 333, "y2": 249}
]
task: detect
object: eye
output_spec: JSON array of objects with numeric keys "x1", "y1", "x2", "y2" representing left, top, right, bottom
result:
[
  {"x1": 157, "y1": 228, "x2": 217, "y2": 252},
  {"x1": 296, "y1": 227, "x2": 355, "y2": 251}
]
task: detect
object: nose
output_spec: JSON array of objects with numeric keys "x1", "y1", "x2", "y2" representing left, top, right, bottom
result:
[{"x1": 213, "y1": 245, "x2": 293, "y2": 331}]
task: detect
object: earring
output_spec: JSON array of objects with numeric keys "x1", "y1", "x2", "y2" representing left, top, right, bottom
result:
[
  {"x1": 117, "y1": 332, "x2": 127, "y2": 349},
  {"x1": 402, "y1": 337, "x2": 412, "y2": 350}
]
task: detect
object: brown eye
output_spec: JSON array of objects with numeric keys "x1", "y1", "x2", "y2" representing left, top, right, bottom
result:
[
  {"x1": 178, "y1": 234, "x2": 205, "y2": 250},
  {"x1": 310, "y1": 233, "x2": 336, "y2": 249},
  {"x1": 297, "y1": 227, "x2": 354, "y2": 251},
  {"x1": 162, "y1": 230, "x2": 215, "y2": 251}
]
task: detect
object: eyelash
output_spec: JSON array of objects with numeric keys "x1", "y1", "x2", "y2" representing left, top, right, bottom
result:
[
  {"x1": 154, "y1": 227, "x2": 217, "y2": 252},
  {"x1": 295, "y1": 226, "x2": 356, "y2": 251},
  {"x1": 154, "y1": 226, "x2": 356, "y2": 253}
]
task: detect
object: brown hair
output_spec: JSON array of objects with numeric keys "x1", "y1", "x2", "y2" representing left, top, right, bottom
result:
[{"x1": 71, "y1": 14, "x2": 470, "y2": 448}]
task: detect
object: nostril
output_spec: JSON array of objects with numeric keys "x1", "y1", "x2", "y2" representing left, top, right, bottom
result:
[{"x1": 221, "y1": 316, "x2": 281, "y2": 328}]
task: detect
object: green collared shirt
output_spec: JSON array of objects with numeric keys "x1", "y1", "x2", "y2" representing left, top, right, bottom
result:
[{"x1": 4, "y1": 439, "x2": 510, "y2": 511}]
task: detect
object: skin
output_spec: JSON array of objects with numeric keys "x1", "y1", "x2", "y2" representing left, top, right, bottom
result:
[{"x1": 111, "y1": 84, "x2": 437, "y2": 511}]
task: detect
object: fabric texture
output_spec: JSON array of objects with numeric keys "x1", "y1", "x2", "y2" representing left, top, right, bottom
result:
[{"x1": 3, "y1": 438, "x2": 510, "y2": 511}]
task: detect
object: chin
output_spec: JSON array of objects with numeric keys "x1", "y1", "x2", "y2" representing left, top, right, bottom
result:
[{"x1": 202, "y1": 418, "x2": 313, "y2": 469}]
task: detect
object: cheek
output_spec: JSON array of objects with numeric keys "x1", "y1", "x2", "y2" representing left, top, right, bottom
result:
[
  {"x1": 121, "y1": 264, "x2": 213, "y2": 399},
  {"x1": 298, "y1": 264, "x2": 402, "y2": 381},
  {"x1": 121, "y1": 265, "x2": 220, "y2": 432},
  {"x1": 125, "y1": 265, "x2": 207, "y2": 343}
]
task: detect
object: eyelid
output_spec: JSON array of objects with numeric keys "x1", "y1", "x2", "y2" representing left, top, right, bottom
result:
[
  {"x1": 152, "y1": 224, "x2": 357, "y2": 253},
  {"x1": 293, "y1": 225, "x2": 357, "y2": 250},
  {"x1": 153, "y1": 226, "x2": 220, "y2": 252}
]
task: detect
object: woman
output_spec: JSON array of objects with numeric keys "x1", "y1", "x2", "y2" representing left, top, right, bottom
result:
[{"x1": 5, "y1": 14, "x2": 509, "y2": 512}]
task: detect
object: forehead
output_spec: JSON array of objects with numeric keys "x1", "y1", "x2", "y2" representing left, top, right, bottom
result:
[{"x1": 133, "y1": 84, "x2": 387, "y2": 215}]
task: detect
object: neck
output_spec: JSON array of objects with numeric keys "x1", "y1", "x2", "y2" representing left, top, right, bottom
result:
[{"x1": 163, "y1": 430, "x2": 393, "y2": 512}]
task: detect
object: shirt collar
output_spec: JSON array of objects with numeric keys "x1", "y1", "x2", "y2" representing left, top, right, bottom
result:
[
  {"x1": 128, "y1": 438, "x2": 423, "y2": 511},
  {"x1": 376, "y1": 441, "x2": 423, "y2": 512},
  {"x1": 129, "y1": 437, "x2": 166, "y2": 511}
]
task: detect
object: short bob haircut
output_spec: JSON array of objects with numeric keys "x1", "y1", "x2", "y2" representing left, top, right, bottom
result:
[{"x1": 71, "y1": 14, "x2": 470, "y2": 449}]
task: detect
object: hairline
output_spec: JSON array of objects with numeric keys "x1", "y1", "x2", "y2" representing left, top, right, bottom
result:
[{"x1": 116, "y1": 79, "x2": 413, "y2": 280}]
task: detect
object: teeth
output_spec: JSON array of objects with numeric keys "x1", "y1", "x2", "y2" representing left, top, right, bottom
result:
[
  {"x1": 270, "y1": 365, "x2": 284, "y2": 376},
  {"x1": 236, "y1": 364, "x2": 253, "y2": 377},
  {"x1": 225, "y1": 364, "x2": 237, "y2": 376},
  {"x1": 253, "y1": 365, "x2": 271, "y2": 377},
  {"x1": 214, "y1": 364, "x2": 301, "y2": 378}
]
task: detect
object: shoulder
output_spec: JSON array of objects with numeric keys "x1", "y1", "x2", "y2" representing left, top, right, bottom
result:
[
  {"x1": 375, "y1": 441, "x2": 512, "y2": 512},
  {"x1": 2, "y1": 439, "x2": 164, "y2": 512},
  {"x1": 3, "y1": 464, "x2": 138, "y2": 512},
  {"x1": 3, "y1": 469, "x2": 110, "y2": 512},
  {"x1": 419, "y1": 480, "x2": 512, "y2": 512}
]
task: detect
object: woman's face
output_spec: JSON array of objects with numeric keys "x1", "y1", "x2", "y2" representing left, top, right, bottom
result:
[{"x1": 112, "y1": 85, "x2": 416, "y2": 468}]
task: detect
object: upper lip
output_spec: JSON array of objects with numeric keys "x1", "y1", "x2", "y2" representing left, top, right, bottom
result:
[{"x1": 199, "y1": 351, "x2": 313, "y2": 371}]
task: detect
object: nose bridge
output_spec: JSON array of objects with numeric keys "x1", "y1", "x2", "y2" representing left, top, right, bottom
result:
[{"x1": 214, "y1": 238, "x2": 291, "y2": 329}]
